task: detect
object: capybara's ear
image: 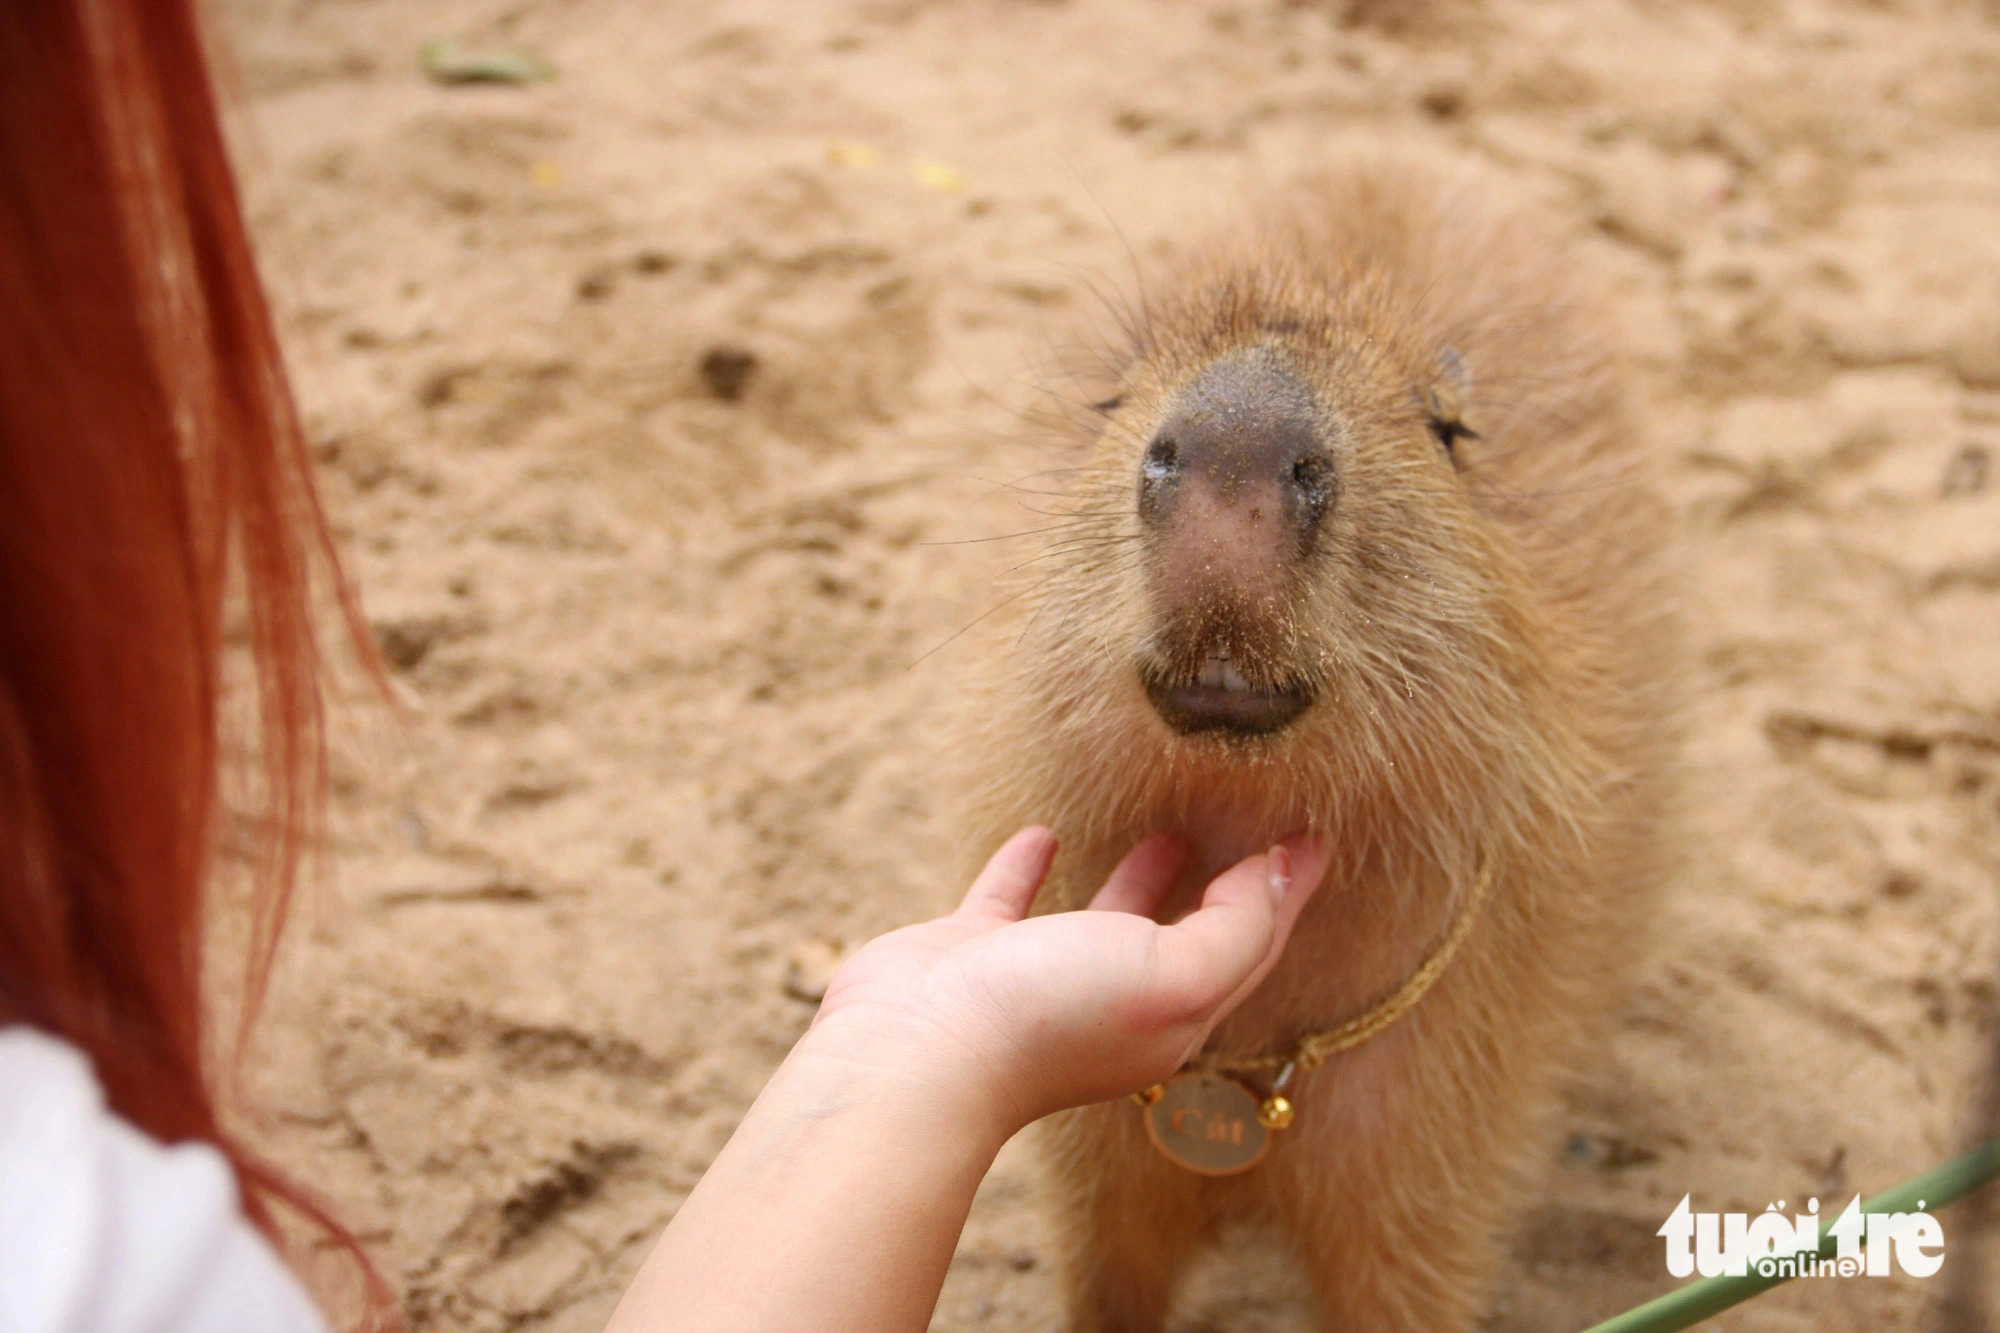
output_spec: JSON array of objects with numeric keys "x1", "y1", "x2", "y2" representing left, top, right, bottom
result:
[
  {"x1": 1437, "y1": 344, "x2": 1472, "y2": 401},
  {"x1": 1418, "y1": 345, "x2": 1477, "y2": 460}
]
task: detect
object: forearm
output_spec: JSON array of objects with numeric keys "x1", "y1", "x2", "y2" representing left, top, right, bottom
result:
[
  {"x1": 601, "y1": 831, "x2": 1322, "y2": 1329},
  {"x1": 604, "y1": 1010, "x2": 1015, "y2": 1332}
]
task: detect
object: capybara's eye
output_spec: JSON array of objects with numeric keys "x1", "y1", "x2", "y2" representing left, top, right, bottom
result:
[{"x1": 1428, "y1": 416, "x2": 1476, "y2": 464}]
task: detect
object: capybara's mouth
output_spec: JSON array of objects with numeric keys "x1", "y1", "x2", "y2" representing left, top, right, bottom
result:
[{"x1": 1141, "y1": 651, "x2": 1314, "y2": 736}]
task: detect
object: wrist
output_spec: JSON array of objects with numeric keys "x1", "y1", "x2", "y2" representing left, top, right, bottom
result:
[
  {"x1": 792, "y1": 1001, "x2": 1028, "y2": 1152},
  {"x1": 612, "y1": 996, "x2": 1027, "y2": 1333}
]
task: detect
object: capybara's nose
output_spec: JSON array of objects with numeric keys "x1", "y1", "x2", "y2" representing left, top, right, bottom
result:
[{"x1": 1138, "y1": 350, "x2": 1334, "y2": 604}]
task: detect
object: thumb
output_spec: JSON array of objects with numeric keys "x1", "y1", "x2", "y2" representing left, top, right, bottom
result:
[{"x1": 956, "y1": 827, "x2": 1060, "y2": 923}]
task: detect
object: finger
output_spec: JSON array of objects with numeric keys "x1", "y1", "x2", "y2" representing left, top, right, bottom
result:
[
  {"x1": 1150, "y1": 836, "x2": 1331, "y2": 1027},
  {"x1": 1146, "y1": 851, "x2": 1284, "y2": 1020},
  {"x1": 1087, "y1": 833, "x2": 1190, "y2": 916},
  {"x1": 1207, "y1": 835, "x2": 1329, "y2": 1021},
  {"x1": 957, "y1": 826, "x2": 1059, "y2": 923}
]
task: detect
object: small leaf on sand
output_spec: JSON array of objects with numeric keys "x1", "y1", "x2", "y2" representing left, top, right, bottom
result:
[
  {"x1": 912, "y1": 159, "x2": 965, "y2": 193},
  {"x1": 420, "y1": 39, "x2": 554, "y2": 86},
  {"x1": 826, "y1": 141, "x2": 883, "y2": 168}
]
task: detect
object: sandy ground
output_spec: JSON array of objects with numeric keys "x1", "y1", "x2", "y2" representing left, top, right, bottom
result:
[{"x1": 213, "y1": 0, "x2": 2000, "y2": 1328}]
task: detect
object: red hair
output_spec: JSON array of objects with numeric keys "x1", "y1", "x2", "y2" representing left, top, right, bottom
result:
[{"x1": 0, "y1": 0, "x2": 386, "y2": 1319}]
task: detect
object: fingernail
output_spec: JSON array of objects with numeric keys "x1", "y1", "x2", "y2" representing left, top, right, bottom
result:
[{"x1": 1266, "y1": 845, "x2": 1291, "y2": 907}]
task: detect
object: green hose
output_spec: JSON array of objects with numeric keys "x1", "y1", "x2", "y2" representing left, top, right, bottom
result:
[{"x1": 1578, "y1": 1138, "x2": 2000, "y2": 1333}]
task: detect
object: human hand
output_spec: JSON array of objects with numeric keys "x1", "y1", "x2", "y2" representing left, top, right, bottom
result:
[{"x1": 805, "y1": 828, "x2": 1328, "y2": 1140}]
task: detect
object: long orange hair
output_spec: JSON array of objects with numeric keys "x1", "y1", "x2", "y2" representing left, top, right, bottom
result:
[{"x1": 0, "y1": 0, "x2": 385, "y2": 1317}]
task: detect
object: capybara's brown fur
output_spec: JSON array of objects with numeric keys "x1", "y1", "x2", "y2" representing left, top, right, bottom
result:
[{"x1": 950, "y1": 162, "x2": 1677, "y2": 1330}]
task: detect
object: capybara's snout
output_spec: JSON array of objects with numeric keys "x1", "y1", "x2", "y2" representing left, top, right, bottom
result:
[
  {"x1": 1137, "y1": 347, "x2": 1328, "y2": 737},
  {"x1": 1138, "y1": 348, "x2": 1334, "y2": 590}
]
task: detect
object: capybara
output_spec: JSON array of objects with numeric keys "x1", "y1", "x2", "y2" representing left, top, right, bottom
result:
[{"x1": 950, "y1": 161, "x2": 1677, "y2": 1330}]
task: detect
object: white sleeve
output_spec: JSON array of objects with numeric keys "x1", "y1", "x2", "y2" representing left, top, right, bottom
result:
[{"x1": 0, "y1": 1027, "x2": 328, "y2": 1333}]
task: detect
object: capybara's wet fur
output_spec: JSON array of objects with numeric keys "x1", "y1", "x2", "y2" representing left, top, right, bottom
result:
[{"x1": 951, "y1": 162, "x2": 1676, "y2": 1330}]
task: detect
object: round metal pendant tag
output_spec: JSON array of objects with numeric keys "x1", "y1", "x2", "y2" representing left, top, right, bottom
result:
[{"x1": 1142, "y1": 1072, "x2": 1272, "y2": 1175}]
